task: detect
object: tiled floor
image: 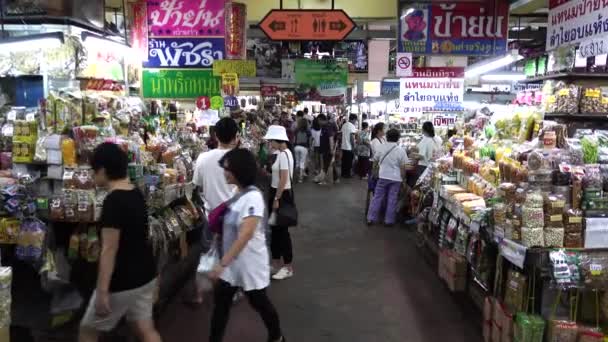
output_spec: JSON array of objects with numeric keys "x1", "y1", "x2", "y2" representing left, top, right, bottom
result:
[{"x1": 158, "y1": 179, "x2": 482, "y2": 342}]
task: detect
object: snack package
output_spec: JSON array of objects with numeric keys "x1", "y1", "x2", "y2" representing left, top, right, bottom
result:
[
  {"x1": 544, "y1": 228, "x2": 565, "y2": 248},
  {"x1": 514, "y1": 313, "x2": 545, "y2": 342},
  {"x1": 549, "y1": 250, "x2": 582, "y2": 288},
  {"x1": 546, "y1": 320, "x2": 578, "y2": 342},
  {"x1": 504, "y1": 271, "x2": 528, "y2": 314},
  {"x1": 522, "y1": 227, "x2": 544, "y2": 247},
  {"x1": 579, "y1": 254, "x2": 608, "y2": 289}
]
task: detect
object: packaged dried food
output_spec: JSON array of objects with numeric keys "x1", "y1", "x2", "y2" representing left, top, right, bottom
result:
[
  {"x1": 580, "y1": 87, "x2": 602, "y2": 113},
  {"x1": 544, "y1": 228, "x2": 564, "y2": 247},
  {"x1": 583, "y1": 164, "x2": 602, "y2": 188},
  {"x1": 61, "y1": 138, "x2": 76, "y2": 166},
  {"x1": 564, "y1": 232, "x2": 583, "y2": 248},
  {"x1": 549, "y1": 250, "x2": 582, "y2": 288},
  {"x1": 543, "y1": 131, "x2": 557, "y2": 149},
  {"x1": 577, "y1": 327, "x2": 604, "y2": 342},
  {"x1": 564, "y1": 208, "x2": 583, "y2": 233},
  {"x1": 522, "y1": 227, "x2": 544, "y2": 247},
  {"x1": 545, "y1": 214, "x2": 564, "y2": 228},
  {"x1": 514, "y1": 313, "x2": 545, "y2": 342},
  {"x1": 545, "y1": 194, "x2": 566, "y2": 215},
  {"x1": 75, "y1": 167, "x2": 94, "y2": 189},
  {"x1": 554, "y1": 83, "x2": 580, "y2": 114},
  {"x1": 523, "y1": 207, "x2": 544, "y2": 228},
  {"x1": 527, "y1": 150, "x2": 543, "y2": 171},
  {"x1": 49, "y1": 196, "x2": 64, "y2": 221},
  {"x1": 493, "y1": 202, "x2": 507, "y2": 226},
  {"x1": 77, "y1": 190, "x2": 94, "y2": 222},
  {"x1": 572, "y1": 176, "x2": 583, "y2": 209},
  {"x1": 504, "y1": 270, "x2": 527, "y2": 314},
  {"x1": 63, "y1": 168, "x2": 76, "y2": 189},
  {"x1": 546, "y1": 320, "x2": 578, "y2": 342},
  {"x1": 525, "y1": 190, "x2": 544, "y2": 208},
  {"x1": 579, "y1": 254, "x2": 608, "y2": 289},
  {"x1": 581, "y1": 136, "x2": 599, "y2": 164}
]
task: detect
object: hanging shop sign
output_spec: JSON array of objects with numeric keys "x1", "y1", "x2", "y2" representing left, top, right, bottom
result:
[
  {"x1": 398, "y1": 1, "x2": 509, "y2": 55},
  {"x1": 221, "y1": 72, "x2": 239, "y2": 95},
  {"x1": 197, "y1": 96, "x2": 211, "y2": 110},
  {"x1": 83, "y1": 79, "x2": 124, "y2": 92},
  {"x1": 579, "y1": 35, "x2": 608, "y2": 58},
  {"x1": 147, "y1": 0, "x2": 226, "y2": 37},
  {"x1": 499, "y1": 238, "x2": 527, "y2": 269},
  {"x1": 381, "y1": 80, "x2": 400, "y2": 97},
  {"x1": 547, "y1": 0, "x2": 608, "y2": 51},
  {"x1": 225, "y1": 2, "x2": 247, "y2": 59},
  {"x1": 398, "y1": 77, "x2": 464, "y2": 113},
  {"x1": 411, "y1": 67, "x2": 465, "y2": 78},
  {"x1": 259, "y1": 10, "x2": 356, "y2": 41},
  {"x1": 131, "y1": 1, "x2": 149, "y2": 61},
  {"x1": 294, "y1": 59, "x2": 348, "y2": 102},
  {"x1": 224, "y1": 96, "x2": 239, "y2": 109},
  {"x1": 212, "y1": 60, "x2": 256, "y2": 77},
  {"x1": 144, "y1": 37, "x2": 224, "y2": 68},
  {"x1": 396, "y1": 52, "x2": 413, "y2": 77},
  {"x1": 431, "y1": 113, "x2": 458, "y2": 127},
  {"x1": 248, "y1": 38, "x2": 282, "y2": 77},
  {"x1": 142, "y1": 69, "x2": 221, "y2": 99},
  {"x1": 210, "y1": 96, "x2": 224, "y2": 109}
]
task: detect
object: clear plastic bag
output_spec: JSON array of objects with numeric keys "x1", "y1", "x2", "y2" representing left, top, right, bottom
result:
[{"x1": 197, "y1": 245, "x2": 219, "y2": 274}]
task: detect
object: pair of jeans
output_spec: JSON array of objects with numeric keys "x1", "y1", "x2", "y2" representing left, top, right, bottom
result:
[
  {"x1": 367, "y1": 178, "x2": 401, "y2": 225},
  {"x1": 210, "y1": 280, "x2": 282, "y2": 342},
  {"x1": 341, "y1": 149, "x2": 354, "y2": 178},
  {"x1": 294, "y1": 145, "x2": 309, "y2": 179},
  {"x1": 268, "y1": 188, "x2": 294, "y2": 264},
  {"x1": 321, "y1": 150, "x2": 338, "y2": 180},
  {"x1": 355, "y1": 157, "x2": 371, "y2": 178}
]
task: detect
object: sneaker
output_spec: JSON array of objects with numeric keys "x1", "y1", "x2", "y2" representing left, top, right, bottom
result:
[
  {"x1": 233, "y1": 291, "x2": 244, "y2": 303},
  {"x1": 272, "y1": 267, "x2": 294, "y2": 280}
]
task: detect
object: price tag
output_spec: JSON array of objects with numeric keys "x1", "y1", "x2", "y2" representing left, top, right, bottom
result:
[
  {"x1": 579, "y1": 35, "x2": 608, "y2": 58},
  {"x1": 590, "y1": 264, "x2": 602, "y2": 276},
  {"x1": 585, "y1": 89, "x2": 601, "y2": 98}
]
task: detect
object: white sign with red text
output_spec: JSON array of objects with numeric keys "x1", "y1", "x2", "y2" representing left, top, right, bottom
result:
[
  {"x1": 398, "y1": 77, "x2": 464, "y2": 114},
  {"x1": 547, "y1": 0, "x2": 608, "y2": 51}
]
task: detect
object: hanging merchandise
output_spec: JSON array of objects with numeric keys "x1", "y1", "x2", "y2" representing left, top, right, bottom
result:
[
  {"x1": 224, "y1": 2, "x2": 247, "y2": 60},
  {"x1": 221, "y1": 73, "x2": 239, "y2": 96}
]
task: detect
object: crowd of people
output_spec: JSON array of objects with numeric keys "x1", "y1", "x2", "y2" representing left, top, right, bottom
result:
[{"x1": 75, "y1": 110, "x2": 445, "y2": 342}]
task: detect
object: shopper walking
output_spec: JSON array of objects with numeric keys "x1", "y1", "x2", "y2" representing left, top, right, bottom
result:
[
  {"x1": 208, "y1": 148, "x2": 285, "y2": 342},
  {"x1": 315, "y1": 114, "x2": 338, "y2": 185},
  {"x1": 310, "y1": 117, "x2": 322, "y2": 177},
  {"x1": 80, "y1": 143, "x2": 161, "y2": 342},
  {"x1": 367, "y1": 129, "x2": 409, "y2": 227},
  {"x1": 294, "y1": 115, "x2": 311, "y2": 183},
  {"x1": 191, "y1": 118, "x2": 239, "y2": 304},
  {"x1": 340, "y1": 114, "x2": 358, "y2": 179},
  {"x1": 354, "y1": 122, "x2": 372, "y2": 179},
  {"x1": 263, "y1": 125, "x2": 296, "y2": 280}
]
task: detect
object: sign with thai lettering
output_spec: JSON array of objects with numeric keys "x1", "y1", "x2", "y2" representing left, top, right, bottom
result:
[
  {"x1": 294, "y1": 59, "x2": 348, "y2": 102},
  {"x1": 398, "y1": 1, "x2": 509, "y2": 55},
  {"x1": 147, "y1": 0, "x2": 225, "y2": 37},
  {"x1": 221, "y1": 72, "x2": 239, "y2": 95},
  {"x1": 144, "y1": 37, "x2": 224, "y2": 68},
  {"x1": 212, "y1": 60, "x2": 256, "y2": 77},
  {"x1": 142, "y1": 69, "x2": 221, "y2": 98},
  {"x1": 381, "y1": 80, "x2": 400, "y2": 97},
  {"x1": 399, "y1": 77, "x2": 464, "y2": 113},
  {"x1": 411, "y1": 67, "x2": 465, "y2": 78},
  {"x1": 547, "y1": 0, "x2": 608, "y2": 51}
]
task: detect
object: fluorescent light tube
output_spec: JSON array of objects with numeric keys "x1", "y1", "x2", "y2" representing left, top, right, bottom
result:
[
  {"x1": 0, "y1": 32, "x2": 64, "y2": 52},
  {"x1": 465, "y1": 50, "x2": 523, "y2": 78},
  {"x1": 81, "y1": 32, "x2": 130, "y2": 53}
]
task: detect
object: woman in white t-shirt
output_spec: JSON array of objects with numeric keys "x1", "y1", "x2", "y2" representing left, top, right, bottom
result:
[
  {"x1": 310, "y1": 117, "x2": 322, "y2": 176},
  {"x1": 208, "y1": 148, "x2": 285, "y2": 342},
  {"x1": 370, "y1": 122, "x2": 386, "y2": 157},
  {"x1": 263, "y1": 125, "x2": 296, "y2": 281},
  {"x1": 417, "y1": 121, "x2": 443, "y2": 167}
]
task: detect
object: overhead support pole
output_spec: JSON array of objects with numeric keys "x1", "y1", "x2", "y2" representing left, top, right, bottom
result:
[{"x1": 280, "y1": 0, "x2": 283, "y2": 9}]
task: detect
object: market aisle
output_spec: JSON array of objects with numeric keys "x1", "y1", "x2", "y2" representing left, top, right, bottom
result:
[{"x1": 158, "y1": 179, "x2": 482, "y2": 342}]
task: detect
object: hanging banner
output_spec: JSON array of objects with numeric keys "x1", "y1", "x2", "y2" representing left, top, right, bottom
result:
[
  {"x1": 411, "y1": 67, "x2": 465, "y2": 78},
  {"x1": 281, "y1": 59, "x2": 295, "y2": 80},
  {"x1": 225, "y1": 2, "x2": 247, "y2": 59},
  {"x1": 294, "y1": 59, "x2": 348, "y2": 102},
  {"x1": 221, "y1": 72, "x2": 239, "y2": 95},
  {"x1": 547, "y1": 0, "x2": 608, "y2": 51},
  {"x1": 398, "y1": 1, "x2": 509, "y2": 55},
  {"x1": 398, "y1": 77, "x2": 464, "y2": 113},
  {"x1": 212, "y1": 60, "x2": 256, "y2": 77},
  {"x1": 142, "y1": 69, "x2": 221, "y2": 99},
  {"x1": 247, "y1": 38, "x2": 282, "y2": 77},
  {"x1": 147, "y1": 0, "x2": 226, "y2": 37},
  {"x1": 144, "y1": 37, "x2": 224, "y2": 68},
  {"x1": 130, "y1": 1, "x2": 148, "y2": 61}
]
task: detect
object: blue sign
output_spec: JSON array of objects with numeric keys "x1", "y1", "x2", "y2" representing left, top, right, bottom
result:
[
  {"x1": 224, "y1": 96, "x2": 239, "y2": 109},
  {"x1": 144, "y1": 37, "x2": 225, "y2": 68},
  {"x1": 380, "y1": 80, "x2": 400, "y2": 97}
]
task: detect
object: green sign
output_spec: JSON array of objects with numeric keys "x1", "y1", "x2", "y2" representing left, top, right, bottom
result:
[
  {"x1": 142, "y1": 69, "x2": 221, "y2": 99},
  {"x1": 294, "y1": 60, "x2": 348, "y2": 100}
]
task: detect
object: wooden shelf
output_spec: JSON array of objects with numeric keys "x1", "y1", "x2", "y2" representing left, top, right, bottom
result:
[{"x1": 544, "y1": 113, "x2": 608, "y2": 121}]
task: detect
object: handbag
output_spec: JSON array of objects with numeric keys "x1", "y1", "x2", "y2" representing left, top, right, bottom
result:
[
  {"x1": 207, "y1": 187, "x2": 258, "y2": 234},
  {"x1": 275, "y1": 151, "x2": 298, "y2": 227},
  {"x1": 371, "y1": 145, "x2": 397, "y2": 179}
]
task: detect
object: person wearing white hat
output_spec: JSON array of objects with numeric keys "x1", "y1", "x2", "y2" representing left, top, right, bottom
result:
[{"x1": 263, "y1": 125, "x2": 296, "y2": 281}]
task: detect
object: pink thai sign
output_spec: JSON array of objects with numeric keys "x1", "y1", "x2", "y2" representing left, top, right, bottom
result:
[{"x1": 147, "y1": 0, "x2": 226, "y2": 37}]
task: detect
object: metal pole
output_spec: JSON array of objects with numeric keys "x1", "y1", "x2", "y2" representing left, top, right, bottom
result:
[
  {"x1": 332, "y1": 0, "x2": 335, "y2": 10},
  {"x1": 0, "y1": 0, "x2": 5, "y2": 38},
  {"x1": 280, "y1": 0, "x2": 283, "y2": 9}
]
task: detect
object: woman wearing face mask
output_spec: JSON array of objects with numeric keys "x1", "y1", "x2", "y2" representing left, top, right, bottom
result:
[
  {"x1": 208, "y1": 148, "x2": 285, "y2": 342},
  {"x1": 263, "y1": 125, "x2": 296, "y2": 280}
]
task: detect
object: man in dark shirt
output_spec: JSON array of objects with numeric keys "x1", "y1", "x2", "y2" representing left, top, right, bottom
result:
[
  {"x1": 316, "y1": 114, "x2": 338, "y2": 185},
  {"x1": 80, "y1": 143, "x2": 161, "y2": 342}
]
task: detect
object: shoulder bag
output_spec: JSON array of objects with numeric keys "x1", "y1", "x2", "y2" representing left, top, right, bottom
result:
[
  {"x1": 275, "y1": 151, "x2": 298, "y2": 227},
  {"x1": 372, "y1": 145, "x2": 397, "y2": 179}
]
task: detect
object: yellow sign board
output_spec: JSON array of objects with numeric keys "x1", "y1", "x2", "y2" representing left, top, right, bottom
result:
[
  {"x1": 213, "y1": 60, "x2": 256, "y2": 77},
  {"x1": 222, "y1": 73, "x2": 239, "y2": 96}
]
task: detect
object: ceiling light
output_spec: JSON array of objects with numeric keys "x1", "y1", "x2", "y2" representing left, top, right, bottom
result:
[
  {"x1": 481, "y1": 73, "x2": 526, "y2": 81},
  {"x1": 81, "y1": 32, "x2": 130, "y2": 53},
  {"x1": 465, "y1": 50, "x2": 523, "y2": 78},
  {"x1": 0, "y1": 32, "x2": 64, "y2": 52}
]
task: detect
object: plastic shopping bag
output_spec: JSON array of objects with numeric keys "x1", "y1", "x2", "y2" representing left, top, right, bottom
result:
[{"x1": 197, "y1": 245, "x2": 219, "y2": 274}]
